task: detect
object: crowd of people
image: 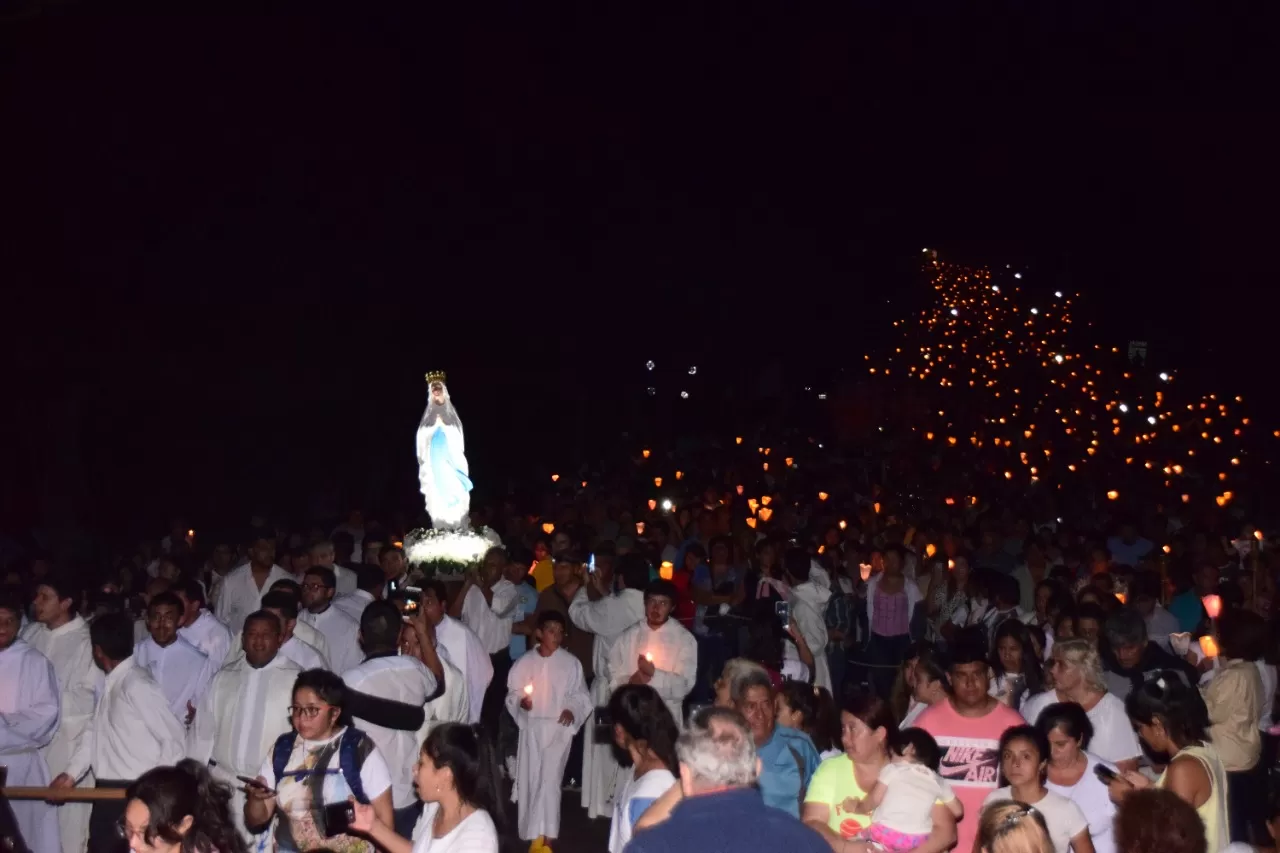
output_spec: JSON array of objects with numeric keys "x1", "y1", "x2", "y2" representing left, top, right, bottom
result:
[{"x1": 2, "y1": 471, "x2": 1278, "y2": 853}]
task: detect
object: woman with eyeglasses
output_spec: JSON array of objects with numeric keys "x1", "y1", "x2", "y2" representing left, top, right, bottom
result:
[
  {"x1": 976, "y1": 802, "x2": 1055, "y2": 853},
  {"x1": 1020, "y1": 640, "x2": 1141, "y2": 772},
  {"x1": 122, "y1": 760, "x2": 247, "y2": 853},
  {"x1": 1109, "y1": 671, "x2": 1228, "y2": 853},
  {"x1": 983, "y1": 726, "x2": 1093, "y2": 853},
  {"x1": 244, "y1": 669, "x2": 394, "y2": 853}
]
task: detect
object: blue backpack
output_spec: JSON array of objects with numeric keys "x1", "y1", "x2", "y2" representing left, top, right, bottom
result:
[{"x1": 271, "y1": 727, "x2": 370, "y2": 804}]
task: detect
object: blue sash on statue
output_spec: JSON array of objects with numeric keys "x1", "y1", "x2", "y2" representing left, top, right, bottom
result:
[{"x1": 429, "y1": 427, "x2": 473, "y2": 506}]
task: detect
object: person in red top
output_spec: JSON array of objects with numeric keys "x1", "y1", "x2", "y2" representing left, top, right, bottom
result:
[
  {"x1": 669, "y1": 545, "x2": 702, "y2": 630},
  {"x1": 914, "y1": 627, "x2": 1025, "y2": 853}
]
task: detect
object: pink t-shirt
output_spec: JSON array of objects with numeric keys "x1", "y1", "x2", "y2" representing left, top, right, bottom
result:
[{"x1": 914, "y1": 699, "x2": 1026, "y2": 853}]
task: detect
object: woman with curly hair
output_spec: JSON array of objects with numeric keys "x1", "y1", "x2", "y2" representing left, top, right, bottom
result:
[{"x1": 122, "y1": 759, "x2": 248, "y2": 853}]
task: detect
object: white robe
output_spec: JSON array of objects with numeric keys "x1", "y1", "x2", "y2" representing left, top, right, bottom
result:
[
  {"x1": 434, "y1": 615, "x2": 492, "y2": 724},
  {"x1": 22, "y1": 617, "x2": 100, "y2": 853},
  {"x1": 178, "y1": 610, "x2": 233, "y2": 672},
  {"x1": 187, "y1": 652, "x2": 301, "y2": 841},
  {"x1": 505, "y1": 647, "x2": 593, "y2": 841},
  {"x1": 214, "y1": 564, "x2": 293, "y2": 634},
  {"x1": 787, "y1": 581, "x2": 833, "y2": 693},
  {"x1": 224, "y1": 622, "x2": 331, "y2": 670},
  {"x1": 333, "y1": 589, "x2": 374, "y2": 624},
  {"x1": 0, "y1": 640, "x2": 62, "y2": 853},
  {"x1": 332, "y1": 565, "x2": 359, "y2": 598},
  {"x1": 607, "y1": 618, "x2": 697, "y2": 731},
  {"x1": 297, "y1": 605, "x2": 362, "y2": 675},
  {"x1": 421, "y1": 645, "x2": 470, "y2": 741},
  {"x1": 567, "y1": 587, "x2": 645, "y2": 818},
  {"x1": 64, "y1": 656, "x2": 186, "y2": 783},
  {"x1": 133, "y1": 635, "x2": 212, "y2": 721}
]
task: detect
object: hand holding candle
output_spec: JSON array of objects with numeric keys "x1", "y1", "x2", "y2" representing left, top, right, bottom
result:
[
  {"x1": 520, "y1": 682, "x2": 534, "y2": 710},
  {"x1": 638, "y1": 653, "x2": 656, "y2": 678},
  {"x1": 1199, "y1": 635, "x2": 1220, "y2": 658}
]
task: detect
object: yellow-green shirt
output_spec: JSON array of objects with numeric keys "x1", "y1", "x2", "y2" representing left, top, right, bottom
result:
[{"x1": 804, "y1": 754, "x2": 872, "y2": 839}]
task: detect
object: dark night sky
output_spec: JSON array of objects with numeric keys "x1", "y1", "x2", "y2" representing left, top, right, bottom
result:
[{"x1": 1, "y1": 5, "x2": 1276, "y2": 543}]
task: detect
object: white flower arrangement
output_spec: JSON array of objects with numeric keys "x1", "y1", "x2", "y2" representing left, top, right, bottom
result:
[{"x1": 405, "y1": 526, "x2": 501, "y2": 578}]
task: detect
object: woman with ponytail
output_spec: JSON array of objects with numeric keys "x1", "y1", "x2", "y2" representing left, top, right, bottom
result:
[
  {"x1": 122, "y1": 759, "x2": 247, "y2": 853},
  {"x1": 350, "y1": 722, "x2": 501, "y2": 853}
]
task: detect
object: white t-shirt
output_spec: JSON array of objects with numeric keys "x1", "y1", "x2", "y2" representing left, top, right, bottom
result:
[
  {"x1": 1045, "y1": 753, "x2": 1119, "y2": 853},
  {"x1": 411, "y1": 803, "x2": 499, "y2": 853},
  {"x1": 873, "y1": 760, "x2": 956, "y2": 835},
  {"x1": 982, "y1": 788, "x2": 1087, "y2": 853},
  {"x1": 1022, "y1": 690, "x2": 1142, "y2": 765},
  {"x1": 608, "y1": 767, "x2": 676, "y2": 853},
  {"x1": 257, "y1": 727, "x2": 393, "y2": 807}
]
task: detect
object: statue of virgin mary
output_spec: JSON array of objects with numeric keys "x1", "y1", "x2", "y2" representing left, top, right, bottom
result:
[{"x1": 415, "y1": 371, "x2": 473, "y2": 531}]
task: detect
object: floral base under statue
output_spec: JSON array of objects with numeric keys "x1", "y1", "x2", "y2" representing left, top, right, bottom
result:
[{"x1": 404, "y1": 525, "x2": 501, "y2": 579}]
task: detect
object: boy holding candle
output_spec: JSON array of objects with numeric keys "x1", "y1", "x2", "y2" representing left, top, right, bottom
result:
[{"x1": 507, "y1": 610, "x2": 593, "y2": 853}]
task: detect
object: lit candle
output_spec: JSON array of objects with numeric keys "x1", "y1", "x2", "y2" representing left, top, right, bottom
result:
[
  {"x1": 542, "y1": 522, "x2": 555, "y2": 535},
  {"x1": 644, "y1": 653, "x2": 654, "y2": 663},
  {"x1": 1115, "y1": 593, "x2": 1127, "y2": 604},
  {"x1": 1202, "y1": 594, "x2": 1222, "y2": 620},
  {"x1": 659, "y1": 561, "x2": 674, "y2": 580},
  {"x1": 636, "y1": 521, "x2": 645, "y2": 535},
  {"x1": 523, "y1": 683, "x2": 534, "y2": 696},
  {"x1": 1199, "y1": 635, "x2": 1219, "y2": 658},
  {"x1": 860, "y1": 563, "x2": 872, "y2": 581}
]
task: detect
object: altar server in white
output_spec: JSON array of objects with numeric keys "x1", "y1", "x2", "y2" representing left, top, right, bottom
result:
[
  {"x1": 421, "y1": 579, "x2": 491, "y2": 724},
  {"x1": 0, "y1": 596, "x2": 62, "y2": 853},
  {"x1": 187, "y1": 610, "x2": 301, "y2": 841},
  {"x1": 298, "y1": 566, "x2": 363, "y2": 675},
  {"x1": 52, "y1": 613, "x2": 185, "y2": 853},
  {"x1": 568, "y1": 553, "x2": 648, "y2": 818},
  {"x1": 214, "y1": 529, "x2": 291, "y2": 634},
  {"x1": 506, "y1": 611, "x2": 593, "y2": 849},
  {"x1": 175, "y1": 578, "x2": 233, "y2": 672},
  {"x1": 133, "y1": 591, "x2": 212, "y2": 721},
  {"x1": 608, "y1": 580, "x2": 697, "y2": 731},
  {"x1": 24, "y1": 574, "x2": 101, "y2": 853}
]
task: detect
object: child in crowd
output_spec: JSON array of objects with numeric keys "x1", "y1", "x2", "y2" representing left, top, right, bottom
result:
[
  {"x1": 776, "y1": 680, "x2": 842, "y2": 760},
  {"x1": 855, "y1": 727, "x2": 963, "y2": 852},
  {"x1": 507, "y1": 611, "x2": 593, "y2": 853}
]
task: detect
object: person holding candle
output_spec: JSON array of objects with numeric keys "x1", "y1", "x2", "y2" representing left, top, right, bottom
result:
[
  {"x1": 505, "y1": 611, "x2": 593, "y2": 853},
  {"x1": 1099, "y1": 607, "x2": 1199, "y2": 701},
  {"x1": 608, "y1": 579, "x2": 698, "y2": 730}
]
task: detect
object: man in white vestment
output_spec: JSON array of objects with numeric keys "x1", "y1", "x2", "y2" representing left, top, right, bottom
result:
[
  {"x1": 258, "y1": 591, "x2": 330, "y2": 670},
  {"x1": 23, "y1": 574, "x2": 102, "y2": 853},
  {"x1": 451, "y1": 547, "x2": 519, "y2": 727},
  {"x1": 214, "y1": 530, "x2": 291, "y2": 634},
  {"x1": 309, "y1": 539, "x2": 358, "y2": 598},
  {"x1": 568, "y1": 554, "x2": 648, "y2": 818},
  {"x1": 0, "y1": 596, "x2": 62, "y2": 853},
  {"x1": 506, "y1": 611, "x2": 593, "y2": 849},
  {"x1": 133, "y1": 592, "x2": 212, "y2": 722},
  {"x1": 175, "y1": 578, "x2": 232, "y2": 672},
  {"x1": 297, "y1": 566, "x2": 362, "y2": 674},
  {"x1": 419, "y1": 579, "x2": 491, "y2": 724},
  {"x1": 333, "y1": 564, "x2": 381, "y2": 623},
  {"x1": 52, "y1": 613, "x2": 185, "y2": 853},
  {"x1": 187, "y1": 610, "x2": 301, "y2": 841},
  {"x1": 608, "y1": 579, "x2": 698, "y2": 732},
  {"x1": 341, "y1": 601, "x2": 442, "y2": 838}
]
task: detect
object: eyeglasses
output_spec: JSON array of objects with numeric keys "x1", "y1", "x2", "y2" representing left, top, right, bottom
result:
[
  {"x1": 116, "y1": 820, "x2": 147, "y2": 842},
  {"x1": 288, "y1": 704, "x2": 331, "y2": 719}
]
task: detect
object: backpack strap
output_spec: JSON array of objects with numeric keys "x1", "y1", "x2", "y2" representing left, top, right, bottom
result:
[
  {"x1": 339, "y1": 727, "x2": 370, "y2": 804},
  {"x1": 271, "y1": 731, "x2": 297, "y2": 786}
]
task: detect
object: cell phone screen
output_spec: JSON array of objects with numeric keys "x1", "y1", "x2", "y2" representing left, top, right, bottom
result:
[
  {"x1": 775, "y1": 600, "x2": 790, "y2": 627},
  {"x1": 323, "y1": 802, "x2": 354, "y2": 837}
]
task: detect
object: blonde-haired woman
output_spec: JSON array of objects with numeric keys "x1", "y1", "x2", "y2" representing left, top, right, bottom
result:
[
  {"x1": 1020, "y1": 640, "x2": 1141, "y2": 772},
  {"x1": 975, "y1": 802, "x2": 1054, "y2": 853}
]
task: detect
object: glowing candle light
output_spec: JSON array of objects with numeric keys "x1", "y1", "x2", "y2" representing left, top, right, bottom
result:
[
  {"x1": 1106, "y1": 490, "x2": 1119, "y2": 501},
  {"x1": 745, "y1": 517, "x2": 757, "y2": 529},
  {"x1": 551, "y1": 473, "x2": 560, "y2": 482},
  {"x1": 642, "y1": 449, "x2": 651, "y2": 459},
  {"x1": 873, "y1": 501, "x2": 882, "y2": 514},
  {"x1": 654, "y1": 477, "x2": 663, "y2": 487},
  {"x1": 757, "y1": 507, "x2": 774, "y2": 522},
  {"x1": 542, "y1": 522, "x2": 555, "y2": 534},
  {"x1": 675, "y1": 471, "x2": 683, "y2": 480},
  {"x1": 1115, "y1": 593, "x2": 1127, "y2": 604},
  {"x1": 524, "y1": 683, "x2": 534, "y2": 696},
  {"x1": 647, "y1": 499, "x2": 657, "y2": 511},
  {"x1": 736, "y1": 484, "x2": 744, "y2": 495},
  {"x1": 1202, "y1": 595, "x2": 1222, "y2": 619},
  {"x1": 761, "y1": 496, "x2": 773, "y2": 506},
  {"x1": 644, "y1": 653, "x2": 654, "y2": 663},
  {"x1": 1199, "y1": 635, "x2": 1219, "y2": 658},
  {"x1": 838, "y1": 520, "x2": 847, "y2": 530},
  {"x1": 747, "y1": 498, "x2": 759, "y2": 513},
  {"x1": 636, "y1": 522, "x2": 645, "y2": 535},
  {"x1": 1255, "y1": 529, "x2": 1264, "y2": 541},
  {"x1": 735, "y1": 436, "x2": 743, "y2": 445},
  {"x1": 818, "y1": 491, "x2": 830, "y2": 501},
  {"x1": 925, "y1": 543, "x2": 937, "y2": 558},
  {"x1": 860, "y1": 563, "x2": 873, "y2": 581},
  {"x1": 659, "y1": 561, "x2": 674, "y2": 580}
]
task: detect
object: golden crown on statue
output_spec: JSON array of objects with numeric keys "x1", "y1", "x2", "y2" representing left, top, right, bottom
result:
[{"x1": 425, "y1": 370, "x2": 448, "y2": 385}]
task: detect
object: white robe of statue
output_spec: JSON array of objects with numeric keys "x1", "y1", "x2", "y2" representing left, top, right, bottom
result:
[{"x1": 415, "y1": 378, "x2": 473, "y2": 531}]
